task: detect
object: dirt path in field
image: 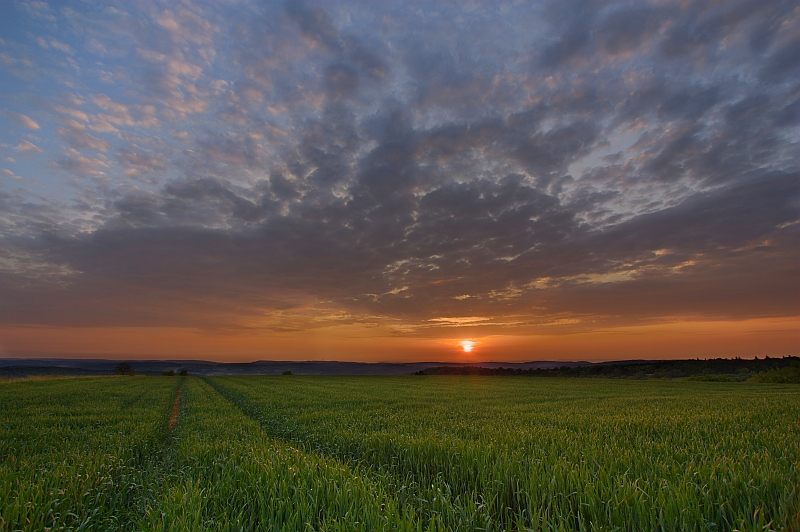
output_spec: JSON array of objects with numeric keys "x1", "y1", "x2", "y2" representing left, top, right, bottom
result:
[{"x1": 168, "y1": 382, "x2": 183, "y2": 431}]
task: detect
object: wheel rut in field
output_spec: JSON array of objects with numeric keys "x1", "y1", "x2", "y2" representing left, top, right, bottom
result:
[
  {"x1": 200, "y1": 377, "x2": 510, "y2": 530},
  {"x1": 116, "y1": 378, "x2": 185, "y2": 528},
  {"x1": 83, "y1": 379, "x2": 186, "y2": 531},
  {"x1": 168, "y1": 381, "x2": 183, "y2": 432}
]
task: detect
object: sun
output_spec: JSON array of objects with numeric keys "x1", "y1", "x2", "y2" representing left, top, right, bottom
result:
[{"x1": 459, "y1": 340, "x2": 476, "y2": 353}]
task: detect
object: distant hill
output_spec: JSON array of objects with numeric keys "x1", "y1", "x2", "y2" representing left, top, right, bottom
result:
[
  {"x1": 2, "y1": 357, "x2": 796, "y2": 380},
  {"x1": 0, "y1": 358, "x2": 587, "y2": 378}
]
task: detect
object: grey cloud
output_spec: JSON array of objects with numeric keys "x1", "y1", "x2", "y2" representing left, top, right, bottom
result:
[
  {"x1": 195, "y1": 133, "x2": 266, "y2": 169},
  {"x1": 285, "y1": 1, "x2": 388, "y2": 79},
  {"x1": 660, "y1": 6, "x2": 726, "y2": 57},
  {"x1": 3, "y1": 164, "x2": 797, "y2": 327},
  {"x1": 405, "y1": 44, "x2": 473, "y2": 93},
  {"x1": 514, "y1": 121, "x2": 600, "y2": 180},
  {"x1": 325, "y1": 63, "x2": 360, "y2": 100},
  {"x1": 0, "y1": 190, "x2": 65, "y2": 237},
  {"x1": 162, "y1": 178, "x2": 273, "y2": 224},
  {"x1": 286, "y1": 102, "x2": 361, "y2": 193},
  {"x1": 56, "y1": 126, "x2": 109, "y2": 152},
  {"x1": 53, "y1": 150, "x2": 106, "y2": 177},
  {"x1": 772, "y1": 97, "x2": 800, "y2": 127},
  {"x1": 111, "y1": 177, "x2": 275, "y2": 229},
  {"x1": 725, "y1": 94, "x2": 772, "y2": 124},
  {"x1": 341, "y1": 35, "x2": 388, "y2": 80},
  {"x1": 658, "y1": 85, "x2": 721, "y2": 119},
  {"x1": 269, "y1": 172, "x2": 300, "y2": 200},
  {"x1": 591, "y1": 172, "x2": 799, "y2": 258},
  {"x1": 117, "y1": 147, "x2": 167, "y2": 173},
  {"x1": 747, "y1": 1, "x2": 795, "y2": 52},
  {"x1": 535, "y1": 0, "x2": 796, "y2": 77},
  {"x1": 595, "y1": 5, "x2": 665, "y2": 55},
  {"x1": 285, "y1": 1, "x2": 389, "y2": 102},
  {"x1": 2, "y1": 0, "x2": 798, "y2": 332},
  {"x1": 402, "y1": 44, "x2": 517, "y2": 119},
  {"x1": 412, "y1": 175, "x2": 573, "y2": 254},
  {"x1": 612, "y1": 82, "x2": 666, "y2": 126},
  {"x1": 285, "y1": 1, "x2": 341, "y2": 51},
  {"x1": 759, "y1": 36, "x2": 800, "y2": 82},
  {"x1": 540, "y1": 0, "x2": 596, "y2": 68},
  {"x1": 658, "y1": 0, "x2": 777, "y2": 57},
  {"x1": 640, "y1": 124, "x2": 702, "y2": 182}
]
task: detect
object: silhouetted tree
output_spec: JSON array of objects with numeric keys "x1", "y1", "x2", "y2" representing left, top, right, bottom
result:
[{"x1": 114, "y1": 362, "x2": 135, "y2": 376}]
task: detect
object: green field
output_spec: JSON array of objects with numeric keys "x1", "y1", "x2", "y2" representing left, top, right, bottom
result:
[{"x1": 1, "y1": 376, "x2": 798, "y2": 531}]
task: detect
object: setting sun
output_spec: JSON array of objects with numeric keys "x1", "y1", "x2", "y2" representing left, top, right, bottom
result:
[{"x1": 459, "y1": 340, "x2": 476, "y2": 353}]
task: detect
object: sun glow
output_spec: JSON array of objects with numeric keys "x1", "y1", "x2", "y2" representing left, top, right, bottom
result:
[{"x1": 459, "y1": 340, "x2": 476, "y2": 352}]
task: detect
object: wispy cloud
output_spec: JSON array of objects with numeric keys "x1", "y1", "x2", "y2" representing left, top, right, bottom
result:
[
  {"x1": 15, "y1": 140, "x2": 43, "y2": 153},
  {"x1": 7, "y1": 112, "x2": 40, "y2": 130}
]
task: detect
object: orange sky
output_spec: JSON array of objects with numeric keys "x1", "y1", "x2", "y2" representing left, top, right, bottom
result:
[{"x1": 2, "y1": 316, "x2": 797, "y2": 362}]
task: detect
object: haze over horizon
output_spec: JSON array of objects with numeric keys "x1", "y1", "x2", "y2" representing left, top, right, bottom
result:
[{"x1": 1, "y1": 0, "x2": 798, "y2": 362}]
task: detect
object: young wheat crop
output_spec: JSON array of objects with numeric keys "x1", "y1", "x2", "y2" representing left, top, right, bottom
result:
[{"x1": 1, "y1": 375, "x2": 798, "y2": 531}]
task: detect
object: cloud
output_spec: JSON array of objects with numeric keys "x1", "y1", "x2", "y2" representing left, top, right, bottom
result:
[
  {"x1": 759, "y1": 36, "x2": 800, "y2": 82},
  {"x1": 56, "y1": 126, "x2": 110, "y2": 152},
  {"x1": 2, "y1": 169, "x2": 23, "y2": 180},
  {"x1": 285, "y1": 1, "x2": 389, "y2": 102},
  {"x1": 116, "y1": 146, "x2": 167, "y2": 177},
  {"x1": 48, "y1": 39, "x2": 75, "y2": 55},
  {"x1": 7, "y1": 112, "x2": 40, "y2": 129},
  {"x1": 5, "y1": 156, "x2": 794, "y2": 329},
  {"x1": 595, "y1": 5, "x2": 665, "y2": 56},
  {"x1": 54, "y1": 148, "x2": 107, "y2": 177},
  {"x1": 0, "y1": 0, "x2": 797, "y2": 337},
  {"x1": 15, "y1": 140, "x2": 43, "y2": 153}
]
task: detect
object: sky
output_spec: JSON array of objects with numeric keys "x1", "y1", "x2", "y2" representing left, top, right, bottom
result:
[{"x1": 0, "y1": 0, "x2": 798, "y2": 363}]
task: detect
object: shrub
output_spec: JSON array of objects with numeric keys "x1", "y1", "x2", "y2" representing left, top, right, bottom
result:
[
  {"x1": 750, "y1": 362, "x2": 800, "y2": 383},
  {"x1": 114, "y1": 362, "x2": 135, "y2": 376}
]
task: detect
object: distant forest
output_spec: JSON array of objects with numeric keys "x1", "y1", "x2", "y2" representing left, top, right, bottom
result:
[{"x1": 418, "y1": 357, "x2": 800, "y2": 382}]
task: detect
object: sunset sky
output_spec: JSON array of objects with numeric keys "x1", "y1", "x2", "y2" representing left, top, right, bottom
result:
[{"x1": 0, "y1": 0, "x2": 798, "y2": 362}]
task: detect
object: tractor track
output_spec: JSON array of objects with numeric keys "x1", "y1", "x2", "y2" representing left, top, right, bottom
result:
[{"x1": 167, "y1": 381, "x2": 183, "y2": 431}]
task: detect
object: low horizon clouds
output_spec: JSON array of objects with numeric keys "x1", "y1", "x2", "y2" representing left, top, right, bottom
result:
[{"x1": 0, "y1": 0, "x2": 798, "y2": 345}]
